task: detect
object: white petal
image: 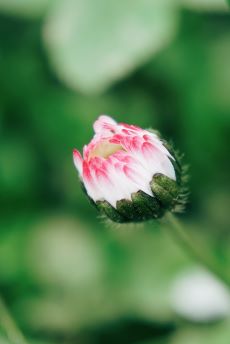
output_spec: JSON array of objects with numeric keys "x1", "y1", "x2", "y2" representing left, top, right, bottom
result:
[{"x1": 93, "y1": 115, "x2": 117, "y2": 134}]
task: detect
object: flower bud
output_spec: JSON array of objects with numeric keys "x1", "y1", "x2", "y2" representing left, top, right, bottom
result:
[{"x1": 73, "y1": 115, "x2": 185, "y2": 223}]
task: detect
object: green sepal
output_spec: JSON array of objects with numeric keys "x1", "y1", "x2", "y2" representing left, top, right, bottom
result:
[
  {"x1": 150, "y1": 174, "x2": 179, "y2": 209},
  {"x1": 114, "y1": 191, "x2": 164, "y2": 223},
  {"x1": 116, "y1": 196, "x2": 159, "y2": 222},
  {"x1": 131, "y1": 191, "x2": 163, "y2": 219},
  {"x1": 116, "y1": 199, "x2": 137, "y2": 221},
  {"x1": 96, "y1": 200, "x2": 125, "y2": 223}
]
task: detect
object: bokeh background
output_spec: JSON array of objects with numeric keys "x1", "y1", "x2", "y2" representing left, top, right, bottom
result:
[{"x1": 0, "y1": 0, "x2": 230, "y2": 343}]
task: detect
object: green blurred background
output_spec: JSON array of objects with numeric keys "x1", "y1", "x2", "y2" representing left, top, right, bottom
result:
[{"x1": 0, "y1": 0, "x2": 230, "y2": 343}]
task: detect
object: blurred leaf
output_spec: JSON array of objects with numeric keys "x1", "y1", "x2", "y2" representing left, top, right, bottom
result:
[
  {"x1": 0, "y1": 136, "x2": 38, "y2": 202},
  {"x1": 1, "y1": 214, "x2": 191, "y2": 335},
  {"x1": 1, "y1": 5, "x2": 230, "y2": 343},
  {"x1": 26, "y1": 215, "x2": 105, "y2": 287},
  {"x1": 181, "y1": 0, "x2": 229, "y2": 12},
  {"x1": 144, "y1": 10, "x2": 230, "y2": 211},
  {"x1": 0, "y1": 333, "x2": 10, "y2": 344},
  {"x1": 79, "y1": 317, "x2": 175, "y2": 344},
  {"x1": 31, "y1": 341, "x2": 55, "y2": 344},
  {"x1": 0, "y1": 0, "x2": 55, "y2": 18},
  {"x1": 44, "y1": 0, "x2": 179, "y2": 94},
  {"x1": 171, "y1": 320, "x2": 230, "y2": 344}
]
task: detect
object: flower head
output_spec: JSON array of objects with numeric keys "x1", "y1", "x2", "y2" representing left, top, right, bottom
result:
[{"x1": 73, "y1": 115, "x2": 184, "y2": 223}]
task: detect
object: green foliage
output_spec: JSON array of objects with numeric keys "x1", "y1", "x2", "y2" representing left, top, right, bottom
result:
[
  {"x1": 0, "y1": 0, "x2": 54, "y2": 18},
  {"x1": 171, "y1": 320, "x2": 230, "y2": 344},
  {"x1": 44, "y1": 0, "x2": 178, "y2": 94},
  {"x1": 0, "y1": 1, "x2": 230, "y2": 343},
  {"x1": 181, "y1": 0, "x2": 229, "y2": 11}
]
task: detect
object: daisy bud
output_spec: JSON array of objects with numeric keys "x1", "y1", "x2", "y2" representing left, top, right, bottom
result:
[{"x1": 73, "y1": 115, "x2": 185, "y2": 223}]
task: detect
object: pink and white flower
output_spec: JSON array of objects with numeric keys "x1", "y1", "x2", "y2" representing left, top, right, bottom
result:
[{"x1": 73, "y1": 115, "x2": 177, "y2": 211}]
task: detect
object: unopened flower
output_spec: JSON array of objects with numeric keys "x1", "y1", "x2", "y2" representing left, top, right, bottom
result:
[{"x1": 73, "y1": 115, "x2": 185, "y2": 223}]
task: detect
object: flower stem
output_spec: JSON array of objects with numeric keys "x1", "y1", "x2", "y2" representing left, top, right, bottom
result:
[
  {"x1": 164, "y1": 212, "x2": 230, "y2": 288},
  {"x1": 0, "y1": 296, "x2": 28, "y2": 344}
]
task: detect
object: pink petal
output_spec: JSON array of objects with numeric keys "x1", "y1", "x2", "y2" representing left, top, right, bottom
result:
[
  {"x1": 132, "y1": 136, "x2": 143, "y2": 150},
  {"x1": 112, "y1": 152, "x2": 131, "y2": 163},
  {"x1": 143, "y1": 134, "x2": 153, "y2": 141},
  {"x1": 120, "y1": 123, "x2": 142, "y2": 132},
  {"x1": 89, "y1": 156, "x2": 107, "y2": 173},
  {"x1": 93, "y1": 115, "x2": 117, "y2": 134},
  {"x1": 73, "y1": 149, "x2": 83, "y2": 175},
  {"x1": 82, "y1": 161, "x2": 104, "y2": 202},
  {"x1": 82, "y1": 161, "x2": 92, "y2": 183},
  {"x1": 83, "y1": 140, "x2": 97, "y2": 160},
  {"x1": 109, "y1": 134, "x2": 124, "y2": 144},
  {"x1": 142, "y1": 142, "x2": 155, "y2": 155}
]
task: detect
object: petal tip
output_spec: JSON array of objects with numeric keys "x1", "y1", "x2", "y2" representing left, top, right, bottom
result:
[
  {"x1": 93, "y1": 114, "x2": 117, "y2": 134},
  {"x1": 73, "y1": 149, "x2": 83, "y2": 174}
]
